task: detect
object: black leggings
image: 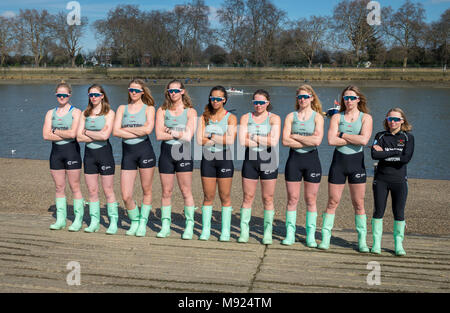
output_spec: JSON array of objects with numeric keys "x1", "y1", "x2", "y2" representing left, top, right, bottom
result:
[{"x1": 372, "y1": 178, "x2": 408, "y2": 221}]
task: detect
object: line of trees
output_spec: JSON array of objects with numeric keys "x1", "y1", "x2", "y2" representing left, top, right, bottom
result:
[{"x1": 0, "y1": 0, "x2": 448, "y2": 68}]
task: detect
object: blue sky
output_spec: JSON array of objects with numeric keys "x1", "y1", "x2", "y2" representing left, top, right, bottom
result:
[{"x1": 1, "y1": 0, "x2": 449, "y2": 53}]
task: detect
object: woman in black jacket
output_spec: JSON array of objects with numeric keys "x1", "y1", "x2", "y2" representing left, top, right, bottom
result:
[{"x1": 371, "y1": 108, "x2": 414, "y2": 256}]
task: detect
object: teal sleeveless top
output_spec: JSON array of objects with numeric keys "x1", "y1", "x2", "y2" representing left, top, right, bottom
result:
[
  {"x1": 337, "y1": 111, "x2": 364, "y2": 154},
  {"x1": 85, "y1": 115, "x2": 107, "y2": 149},
  {"x1": 52, "y1": 106, "x2": 75, "y2": 145},
  {"x1": 121, "y1": 104, "x2": 148, "y2": 145},
  {"x1": 205, "y1": 112, "x2": 231, "y2": 152},
  {"x1": 164, "y1": 108, "x2": 188, "y2": 145},
  {"x1": 291, "y1": 111, "x2": 317, "y2": 153},
  {"x1": 247, "y1": 112, "x2": 271, "y2": 152}
]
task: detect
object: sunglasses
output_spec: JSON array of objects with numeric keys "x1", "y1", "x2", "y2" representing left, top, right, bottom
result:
[
  {"x1": 297, "y1": 94, "x2": 312, "y2": 100},
  {"x1": 128, "y1": 88, "x2": 143, "y2": 94},
  {"x1": 252, "y1": 100, "x2": 268, "y2": 106},
  {"x1": 343, "y1": 96, "x2": 359, "y2": 101},
  {"x1": 88, "y1": 93, "x2": 103, "y2": 98},
  {"x1": 210, "y1": 96, "x2": 225, "y2": 102},
  {"x1": 168, "y1": 89, "x2": 182, "y2": 94},
  {"x1": 55, "y1": 93, "x2": 70, "y2": 98},
  {"x1": 386, "y1": 117, "x2": 403, "y2": 122}
]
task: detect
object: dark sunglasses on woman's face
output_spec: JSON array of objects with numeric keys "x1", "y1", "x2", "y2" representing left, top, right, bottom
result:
[
  {"x1": 88, "y1": 93, "x2": 102, "y2": 98},
  {"x1": 168, "y1": 89, "x2": 182, "y2": 94},
  {"x1": 343, "y1": 95, "x2": 359, "y2": 101},
  {"x1": 210, "y1": 96, "x2": 225, "y2": 102},
  {"x1": 128, "y1": 88, "x2": 143, "y2": 94},
  {"x1": 55, "y1": 93, "x2": 70, "y2": 98},
  {"x1": 252, "y1": 100, "x2": 267, "y2": 106},
  {"x1": 297, "y1": 94, "x2": 312, "y2": 100},
  {"x1": 386, "y1": 117, "x2": 403, "y2": 122}
]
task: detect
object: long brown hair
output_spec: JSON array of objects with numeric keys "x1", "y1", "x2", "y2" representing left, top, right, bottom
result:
[
  {"x1": 383, "y1": 108, "x2": 412, "y2": 132},
  {"x1": 339, "y1": 85, "x2": 369, "y2": 113},
  {"x1": 296, "y1": 84, "x2": 322, "y2": 113},
  {"x1": 253, "y1": 89, "x2": 272, "y2": 111},
  {"x1": 84, "y1": 84, "x2": 111, "y2": 117},
  {"x1": 128, "y1": 79, "x2": 155, "y2": 106},
  {"x1": 162, "y1": 79, "x2": 194, "y2": 110},
  {"x1": 203, "y1": 86, "x2": 228, "y2": 124}
]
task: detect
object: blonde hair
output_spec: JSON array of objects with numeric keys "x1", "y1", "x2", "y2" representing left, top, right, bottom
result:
[
  {"x1": 162, "y1": 79, "x2": 194, "y2": 110},
  {"x1": 296, "y1": 84, "x2": 322, "y2": 114},
  {"x1": 55, "y1": 80, "x2": 72, "y2": 94},
  {"x1": 383, "y1": 108, "x2": 412, "y2": 132},
  {"x1": 128, "y1": 79, "x2": 155, "y2": 106},
  {"x1": 339, "y1": 85, "x2": 369, "y2": 114},
  {"x1": 84, "y1": 84, "x2": 111, "y2": 117}
]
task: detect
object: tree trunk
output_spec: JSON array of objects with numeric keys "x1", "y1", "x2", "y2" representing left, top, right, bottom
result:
[{"x1": 403, "y1": 55, "x2": 408, "y2": 70}]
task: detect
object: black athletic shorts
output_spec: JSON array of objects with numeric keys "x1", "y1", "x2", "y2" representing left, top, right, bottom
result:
[
  {"x1": 121, "y1": 137, "x2": 156, "y2": 170},
  {"x1": 49, "y1": 140, "x2": 82, "y2": 170},
  {"x1": 158, "y1": 141, "x2": 193, "y2": 174},
  {"x1": 328, "y1": 149, "x2": 366, "y2": 184},
  {"x1": 84, "y1": 141, "x2": 115, "y2": 175},
  {"x1": 201, "y1": 148, "x2": 234, "y2": 178},
  {"x1": 242, "y1": 148, "x2": 278, "y2": 180},
  {"x1": 285, "y1": 149, "x2": 322, "y2": 183}
]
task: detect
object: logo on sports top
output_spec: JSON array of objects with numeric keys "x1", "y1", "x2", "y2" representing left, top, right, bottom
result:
[{"x1": 398, "y1": 139, "x2": 405, "y2": 147}]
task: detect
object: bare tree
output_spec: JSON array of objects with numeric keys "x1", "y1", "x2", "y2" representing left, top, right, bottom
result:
[
  {"x1": 216, "y1": 0, "x2": 247, "y2": 65},
  {"x1": 382, "y1": 0, "x2": 426, "y2": 69},
  {"x1": 51, "y1": 12, "x2": 88, "y2": 67},
  {"x1": 332, "y1": 0, "x2": 378, "y2": 66},
  {"x1": 94, "y1": 5, "x2": 141, "y2": 65},
  {"x1": 427, "y1": 9, "x2": 449, "y2": 67},
  {"x1": 16, "y1": 9, "x2": 53, "y2": 67},
  {"x1": 185, "y1": 0, "x2": 211, "y2": 65},
  {"x1": 292, "y1": 16, "x2": 329, "y2": 68},
  {"x1": 0, "y1": 16, "x2": 16, "y2": 66}
]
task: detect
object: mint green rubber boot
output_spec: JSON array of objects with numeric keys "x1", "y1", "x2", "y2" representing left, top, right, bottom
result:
[
  {"x1": 105, "y1": 202, "x2": 119, "y2": 235},
  {"x1": 219, "y1": 206, "x2": 233, "y2": 242},
  {"x1": 125, "y1": 206, "x2": 140, "y2": 236},
  {"x1": 199, "y1": 205, "x2": 213, "y2": 241},
  {"x1": 305, "y1": 211, "x2": 318, "y2": 248},
  {"x1": 182, "y1": 206, "x2": 196, "y2": 240},
  {"x1": 281, "y1": 211, "x2": 297, "y2": 246},
  {"x1": 84, "y1": 201, "x2": 100, "y2": 233},
  {"x1": 50, "y1": 197, "x2": 67, "y2": 230},
  {"x1": 371, "y1": 218, "x2": 383, "y2": 254},
  {"x1": 157, "y1": 206, "x2": 171, "y2": 238},
  {"x1": 237, "y1": 208, "x2": 252, "y2": 243},
  {"x1": 68, "y1": 198, "x2": 84, "y2": 232},
  {"x1": 355, "y1": 214, "x2": 370, "y2": 253},
  {"x1": 262, "y1": 210, "x2": 275, "y2": 245},
  {"x1": 394, "y1": 220, "x2": 406, "y2": 256},
  {"x1": 136, "y1": 204, "x2": 152, "y2": 237},
  {"x1": 318, "y1": 213, "x2": 335, "y2": 250}
]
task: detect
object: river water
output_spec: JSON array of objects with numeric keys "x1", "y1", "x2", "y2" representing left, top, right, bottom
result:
[{"x1": 1, "y1": 82, "x2": 449, "y2": 180}]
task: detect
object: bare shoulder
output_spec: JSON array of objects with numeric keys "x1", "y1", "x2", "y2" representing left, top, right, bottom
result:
[{"x1": 270, "y1": 113, "x2": 281, "y2": 124}]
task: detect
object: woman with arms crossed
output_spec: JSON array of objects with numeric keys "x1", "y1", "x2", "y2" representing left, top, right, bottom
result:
[
  {"x1": 197, "y1": 86, "x2": 237, "y2": 241},
  {"x1": 238, "y1": 89, "x2": 281, "y2": 244},
  {"x1": 76, "y1": 84, "x2": 118, "y2": 234},
  {"x1": 281, "y1": 85, "x2": 324, "y2": 246},
  {"x1": 371, "y1": 108, "x2": 414, "y2": 256},
  {"x1": 113, "y1": 79, "x2": 156, "y2": 237},
  {"x1": 43, "y1": 81, "x2": 83, "y2": 230},
  {"x1": 319, "y1": 85, "x2": 372, "y2": 252},
  {"x1": 155, "y1": 80, "x2": 197, "y2": 239}
]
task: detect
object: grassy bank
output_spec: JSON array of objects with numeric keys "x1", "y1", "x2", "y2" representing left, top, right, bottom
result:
[{"x1": 0, "y1": 66, "x2": 448, "y2": 83}]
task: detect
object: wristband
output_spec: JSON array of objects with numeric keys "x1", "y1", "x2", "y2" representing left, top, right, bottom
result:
[
  {"x1": 52, "y1": 128, "x2": 56, "y2": 134},
  {"x1": 339, "y1": 132, "x2": 344, "y2": 138},
  {"x1": 207, "y1": 133, "x2": 213, "y2": 140}
]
